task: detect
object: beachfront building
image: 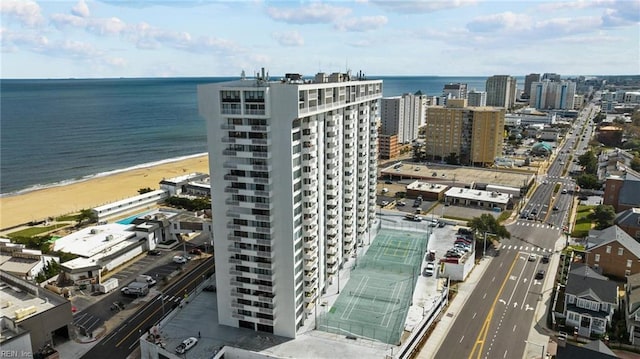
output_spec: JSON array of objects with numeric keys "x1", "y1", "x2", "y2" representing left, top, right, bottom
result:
[
  {"x1": 159, "y1": 172, "x2": 210, "y2": 197},
  {"x1": 91, "y1": 189, "x2": 169, "y2": 223},
  {"x1": 198, "y1": 69, "x2": 382, "y2": 338},
  {"x1": 380, "y1": 92, "x2": 425, "y2": 144},
  {"x1": 529, "y1": 80, "x2": 576, "y2": 110},
  {"x1": 485, "y1": 75, "x2": 517, "y2": 109}
]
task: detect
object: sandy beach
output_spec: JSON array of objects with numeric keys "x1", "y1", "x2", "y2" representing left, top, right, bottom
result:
[{"x1": 0, "y1": 154, "x2": 210, "y2": 230}]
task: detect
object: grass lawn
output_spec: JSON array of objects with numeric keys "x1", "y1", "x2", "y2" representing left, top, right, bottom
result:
[
  {"x1": 572, "y1": 204, "x2": 595, "y2": 238},
  {"x1": 8, "y1": 223, "x2": 69, "y2": 238}
]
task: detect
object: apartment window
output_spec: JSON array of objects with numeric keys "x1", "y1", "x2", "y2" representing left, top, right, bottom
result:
[
  {"x1": 628, "y1": 259, "x2": 633, "y2": 268},
  {"x1": 618, "y1": 247, "x2": 624, "y2": 256},
  {"x1": 606, "y1": 246, "x2": 611, "y2": 254},
  {"x1": 595, "y1": 254, "x2": 600, "y2": 262}
]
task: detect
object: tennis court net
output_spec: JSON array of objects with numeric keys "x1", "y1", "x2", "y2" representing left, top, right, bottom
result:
[{"x1": 349, "y1": 291, "x2": 400, "y2": 304}]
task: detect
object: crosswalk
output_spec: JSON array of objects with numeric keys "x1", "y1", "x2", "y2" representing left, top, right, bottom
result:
[
  {"x1": 500, "y1": 244, "x2": 553, "y2": 254},
  {"x1": 161, "y1": 294, "x2": 185, "y2": 303},
  {"x1": 513, "y1": 220, "x2": 559, "y2": 230}
]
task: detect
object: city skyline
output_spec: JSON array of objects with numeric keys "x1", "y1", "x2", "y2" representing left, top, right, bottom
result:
[{"x1": 1, "y1": 0, "x2": 639, "y2": 79}]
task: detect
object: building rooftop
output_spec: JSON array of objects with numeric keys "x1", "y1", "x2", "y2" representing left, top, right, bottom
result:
[
  {"x1": 381, "y1": 162, "x2": 533, "y2": 190},
  {"x1": 52, "y1": 223, "x2": 136, "y2": 259},
  {"x1": 0, "y1": 272, "x2": 64, "y2": 323},
  {"x1": 445, "y1": 187, "x2": 511, "y2": 204},
  {"x1": 160, "y1": 172, "x2": 208, "y2": 186}
]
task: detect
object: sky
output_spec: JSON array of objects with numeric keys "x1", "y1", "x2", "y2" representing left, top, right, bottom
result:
[{"x1": 1, "y1": 0, "x2": 639, "y2": 79}]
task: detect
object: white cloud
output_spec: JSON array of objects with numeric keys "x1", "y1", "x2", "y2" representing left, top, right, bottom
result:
[
  {"x1": 50, "y1": 13, "x2": 87, "y2": 28},
  {"x1": 272, "y1": 31, "x2": 304, "y2": 47},
  {"x1": 0, "y1": 0, "x2": 45, "y2": 27},
  {"x1": 371, "y1": 0, "x2": 477, "y2": 14},
  {"x1": 334, "y1": 15, "x2": 388, "y2": 32},
  {"x1": 266, "y1": 3, "x2": 351, "y2": 24},
  {"x1": 72, "y1": 0, "x2": 90, "y2": 18},
  {"x1": 466, "y1": 11, "x2": 533, "y2": 32},
  {"x1": 1, "y1": 27, "x2": 48, "y2": 52}
]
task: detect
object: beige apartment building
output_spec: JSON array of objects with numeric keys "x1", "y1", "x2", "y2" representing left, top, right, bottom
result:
[{"x1": 424, "y1": 99, "x2": 504, "y2": 166}]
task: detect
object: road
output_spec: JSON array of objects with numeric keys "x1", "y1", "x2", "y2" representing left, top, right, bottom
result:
[
  {"x1": 435, "y1": 103, "x2": 598, "y2": 359},
  {"x1": 81, "y1": 257, "x2": 214, "y2": 359}
]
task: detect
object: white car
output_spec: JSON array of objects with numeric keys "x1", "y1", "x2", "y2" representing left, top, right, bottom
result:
[
  {"x1": 424, "y1": 262, "x2": 435, "y2": 276},
  {"x1": 173, "y1": 255, "x2": 188, "y2": 264},
  {"x1": 175, "y1": 337, "x2": 198, "y2": 354}
]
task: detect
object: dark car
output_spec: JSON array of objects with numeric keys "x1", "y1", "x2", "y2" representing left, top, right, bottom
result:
[
  {"x1": 189, "y1": 248, "x2": 203, "y2": 255},
  {"x1": 520, "y1": 211, "x2": 528, "y2": 219},
  {"x1": 542, "y1": 254, "x2": 550, "y2": 264},
  {"x1": 385, "y1": 181, "x2": 393, "y2": 184},
  {"x1": 535, "y1": 269, "x2": 545, "y2": 280},
  {"x1": 147, "y1": 249, "x2": 161, "y2": 256}
]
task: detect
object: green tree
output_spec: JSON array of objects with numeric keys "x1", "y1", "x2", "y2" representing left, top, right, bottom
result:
[
  {"x1": 467, "y1": 213, "x2": 511, "y2": 240},
  {"x1": 578, "y1": 150, "x2": 598, "y2": 175},
  {"x1": 576, "y1": 173, "x2": 600, "y2": 190},
  {"x1": 138, "y1": 187, "x2": 154, "y2": 194},
  {"x1": 77, "y1": 209, "x2": 98, "y2": 224},
  {"x1": 630, "y1": 156, "x2": 640, "y2": 172},
  {"x1": 593, "y1": 204, "x2": 616, "y2": 229}
]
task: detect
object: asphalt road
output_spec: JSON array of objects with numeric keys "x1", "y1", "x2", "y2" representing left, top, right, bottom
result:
[
  {"x1": 81, "y1": 257, "x2": 215, "y2": 359},
  {"x1": 435, "y1": 103, "x2": 598, "y2": 359}
]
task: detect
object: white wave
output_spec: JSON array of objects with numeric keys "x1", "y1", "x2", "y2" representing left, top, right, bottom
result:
[{"x1": 0, "y1": 152, "x2": 208, "y2": 198}]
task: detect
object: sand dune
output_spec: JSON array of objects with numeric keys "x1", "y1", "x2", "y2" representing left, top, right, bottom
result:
[{"x1": 0, "y1": 154, "x2": 210, "y2": 230}]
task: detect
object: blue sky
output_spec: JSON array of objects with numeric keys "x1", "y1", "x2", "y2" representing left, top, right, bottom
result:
[{"x1": 1, "y1": 0, "x2": 639, "y2": 78}]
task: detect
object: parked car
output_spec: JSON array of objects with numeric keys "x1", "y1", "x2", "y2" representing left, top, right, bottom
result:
[
  {"x1": 189, "y1": 248, "x2": 203, "y2": 255},
  {"x1": 542, "y1": 254, "x2": 550, "y2": 264},
  {"x1": 424, "y1": 262, "x2": 435, "y2": 276},
  {"x1": 147, "y1": 249, "x2": 161, "y2": 256},
  {"x1": 173, "y1": 255, "x2": 188, "y2": 264},
  {"x1": 175, "y1": 337, "x2": 198, "y2": 354},
  {"x1": 397, "y1": 201, "x2": 406, "y2": 207},
  {"x1": 528, "y1": 254, "x2": 536, "y2": 262},
  {"x1": 535, "y1": 269, "x2": 545, "y2": 280}
]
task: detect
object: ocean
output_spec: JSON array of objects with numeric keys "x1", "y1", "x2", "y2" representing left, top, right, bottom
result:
[{"x1": 0, "y1": 75, "x2": 496, "y2": 195}]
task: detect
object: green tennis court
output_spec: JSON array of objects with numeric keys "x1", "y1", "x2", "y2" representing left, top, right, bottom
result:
[{"x1": 317, "y1": 228, "x2": 427, "y2": 344}]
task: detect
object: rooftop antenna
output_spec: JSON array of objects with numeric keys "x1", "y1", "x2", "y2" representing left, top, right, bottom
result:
[{"x1": 240, "y1": 70, "x2": 246, "y2": 80}]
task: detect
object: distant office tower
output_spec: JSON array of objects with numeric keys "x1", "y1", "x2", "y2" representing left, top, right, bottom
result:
[
  {"x1": 542, "y1": 73, "x2": 561, "y2": 82},
  {"x1": 523, "y1": 73, "x2": 540, "y2": 99},
  {"x1": 529, "y1": 80, "x2": 576, "y2": 110},
  {"x1": 380, "y1": 92, "x2": 425, "y2": 143},
  {"x1": 467, "y1": 90, "x2": 487, "y2": 107},
  {"x1": 198, "y1": 70, "x2": 382, "y2": 338},
  {"x1": 424, "y1": 99, "x2": 504, "y2": 166},
  {"x1": 485, "y1": 75, "x2": 517, "y2": 109},
  {"x1": 443, "y1": 83, "x2": 468, "y2": 100}
]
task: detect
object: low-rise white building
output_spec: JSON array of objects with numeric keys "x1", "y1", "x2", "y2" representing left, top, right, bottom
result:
[
  {"x1": 92, "y1": 189, "x2": 169, "y2": 223},
  {"x1": 159, "y1": 172, "x2": 210, "y2": 197},
  {"x1": 0, "y1": 239, "x2": 59, "y2": 282},
  {"x1": 444, "y1": 187, "x2": 512, "y2": 211},
  {"x1": 53, "y1": 223, "x2": 142, "y2": 286}
]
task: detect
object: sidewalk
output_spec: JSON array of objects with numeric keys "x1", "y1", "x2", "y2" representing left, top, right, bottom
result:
[{"x1": 415, "y1": 254, "x2": 494, "y2": 358}]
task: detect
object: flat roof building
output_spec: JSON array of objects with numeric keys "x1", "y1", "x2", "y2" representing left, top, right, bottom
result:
[{"x1": 199, "y1": 69, "x2": 382, "y2": 337}]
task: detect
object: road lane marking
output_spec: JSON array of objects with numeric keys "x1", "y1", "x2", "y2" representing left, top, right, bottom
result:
[
  {"x1": 460, "y1": 336, "x2": 464, "y2": 343},
  {"x1": 473, "y1": 312, "x2": 477, "y2": 319},
  {"x1": 468, "y1": 252, "x2": 519, "y2": 359},
  {"x1": 513, "y1": 325, "x2": 517, "y2": 332}
]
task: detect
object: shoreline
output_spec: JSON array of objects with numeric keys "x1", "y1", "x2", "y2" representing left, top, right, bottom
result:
[
  {"x1": 0, "y1": 152, "x2": 209, "y2": 198},
  {"x1": 0, "y1": 154, "x2": 210, "y2": 231}
]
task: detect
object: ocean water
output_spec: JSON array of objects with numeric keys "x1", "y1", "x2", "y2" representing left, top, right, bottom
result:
[{"x1": 0, "y1": 75, "x2": 500, "y2": 195}]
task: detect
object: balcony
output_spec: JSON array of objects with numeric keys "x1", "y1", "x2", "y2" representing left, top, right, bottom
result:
[{"x1": 304, "y1": 250, "x2": 317, "y2": 261}]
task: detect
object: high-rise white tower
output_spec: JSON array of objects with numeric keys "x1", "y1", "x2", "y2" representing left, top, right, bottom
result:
[{"x1": 198, "y1": 70, "x2": 382, "y2": 338}]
